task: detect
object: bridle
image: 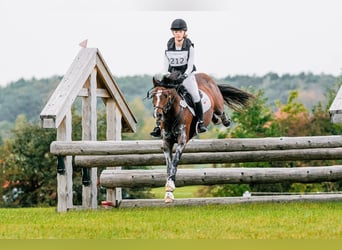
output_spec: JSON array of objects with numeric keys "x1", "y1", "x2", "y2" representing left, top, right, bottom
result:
[{"x1": 149, "y1": 87, "x2": 178, "y2": 119}]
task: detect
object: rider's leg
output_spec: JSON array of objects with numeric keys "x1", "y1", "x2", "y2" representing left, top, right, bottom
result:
[
  {"x1": 194, "y1": 101, "x2": 208, "y2": 133},
  {"x1": 182, "y1": 73, "x2": 207, "y2": 133},
  {"x1": 150, "y1": 120, "x2": 161, "y2": 137}
]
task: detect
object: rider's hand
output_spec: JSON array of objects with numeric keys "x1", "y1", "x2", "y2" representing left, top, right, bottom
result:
[{"x1": 177, "y1": 73, "x2": 187, "y2": 84}]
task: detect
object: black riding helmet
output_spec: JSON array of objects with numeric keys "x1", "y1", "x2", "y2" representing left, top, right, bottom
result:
[{"x1": 170, "y1": 19, "x2": 187, "y2": 31}]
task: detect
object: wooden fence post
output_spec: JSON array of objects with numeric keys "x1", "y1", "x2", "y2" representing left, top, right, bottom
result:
[
  {"x1": 106, "y1": 100, "x2": 122, "y2": 207},
  {"x1": 82, "y1": 68, "x2": 98, "y2": 209},
  {"x1": 56, "y1": 111, "x2": 73, "y2": 212}
]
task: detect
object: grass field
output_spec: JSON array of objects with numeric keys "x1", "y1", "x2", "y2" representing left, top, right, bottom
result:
[
  {"x1": 151, "y1": 185, "x2": 204, "y2": 198},
  {"x1": 0, "y1": 201, "x2": 341, "y2": 239}
]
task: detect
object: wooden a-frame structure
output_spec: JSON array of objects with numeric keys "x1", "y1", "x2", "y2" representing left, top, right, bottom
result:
[{"x1": 40, "y1": 48, "x2": 137, "y2": 212}]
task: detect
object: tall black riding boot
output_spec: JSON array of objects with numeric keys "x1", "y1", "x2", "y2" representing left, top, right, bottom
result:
[
  {"x1": 194, "y1": 101, "x2": 208, "y2": 134},
  {"x1": 150, "y1": 121, "x2": 161, "y2": 138}
]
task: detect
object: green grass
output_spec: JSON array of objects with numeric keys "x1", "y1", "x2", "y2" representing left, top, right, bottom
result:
[
  {"x1": 151, "y1": 185, "x2": 204, "y2": 198},
  {"x1": 1, "y1": 202, "x2": 342, "y2": 239}
]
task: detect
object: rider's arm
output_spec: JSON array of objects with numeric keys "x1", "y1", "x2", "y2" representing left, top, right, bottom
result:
[
  {"x1": 184, "y1": 46, "x2": 195, "y2": 77},
  {"x1": 163, "y1": 54, "x2": 170, "y2": 74}
]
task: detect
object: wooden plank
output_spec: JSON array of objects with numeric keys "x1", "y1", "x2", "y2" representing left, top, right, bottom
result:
[
  {"x1": 78, "y1": 88, "x2": 110, "y2": 98},
  {"x1": 105, "y1": 101, "x2": 122, "y2": 207},
  {"x1": 75, "y1": 147, "x2": 342, "y2": 167},
  {"x1": 329, "y1": 85, "x2": 342, "y2": 113},
  {"x1": 56, "y1": 111, "x2": 73, "y2": 212},
  {"x1": 331, "y1": 114, "x2": 342, "y2": 124},
  {"x1": 100, "y1": 166, "x2": 342, "y2": 188},
  {"x1": 41, "y1": 118, "x2": 55, "y2": 129},
  {"x1": 50, "y1": 135, "x2": 342, "y2": 155},
  {"x1": 96, "y1": 51, "x2": 137, "y2": 132},
  {"x1": 40, "y1": 48, "x2": 97, "y2": 128},
  {"x1": 81, "y1": 69, "x2": 97, "y2": 209},
  {"x1": 118, "y1": 194, "x2": 342, "y2": 208}
]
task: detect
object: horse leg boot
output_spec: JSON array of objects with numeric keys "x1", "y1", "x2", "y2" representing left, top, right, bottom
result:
[
  {"x1": 194, "y1": 101, "x2": 208, "y2": 134},
  {"x1": 221, "y1": 112, "x2": 231, "y2": 127},
  {"x1": 165, "y1": 176, "x2": 175, "y2": 203}
]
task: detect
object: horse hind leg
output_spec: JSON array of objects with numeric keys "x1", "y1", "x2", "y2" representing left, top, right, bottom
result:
[
  {"x1": 212, "y1": 113, "x2": 221, "y2": 125},
  {"x1": 212, "y1": 111, "x2": 231, "y2": 127},
  {"x1": 221, "y1": 112, "x2": 231, "y2": 127}
]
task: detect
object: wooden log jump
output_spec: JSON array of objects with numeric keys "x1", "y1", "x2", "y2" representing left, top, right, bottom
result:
[
  {"x1": 118, "y1": 194, "x2": 342, "y2": 208},
  {"x1": 48, "y1": 135, "x2": 342, "y2": 208},
  {"x1": 100, "y1": 166, "x2": 342, "y2": 188},
  {"x1": 48, "y1": 136, "x2": 342, "y2": 167},
  {"x1": 51, "y1": 135, "x2": 342, "y2": 155},
  {"x1": 75, "y1": 147, "x2": 342, "y2": 167}
]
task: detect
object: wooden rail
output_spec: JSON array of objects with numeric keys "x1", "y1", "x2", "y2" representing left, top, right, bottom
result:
[
  {"x1": 100, "y1": 166, "x2": 342, "y2": 188},
  {"x1": 51, "y1": 136, "x2": 342, "y2": 155},
  {"x1": 75, "y1": 147, "x2": 342, "y2": 167}
]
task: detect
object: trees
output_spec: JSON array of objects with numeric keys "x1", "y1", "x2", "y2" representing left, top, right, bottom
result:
[
  {"x1": 226, "y1": 88, "x2": 279, "y2": 138},
  {"x1": 198, "y1": 86, "x2": 342, "y2": 197},
  {"x1": 0, "y1": 115, "x2": 56, "y2": 207}
]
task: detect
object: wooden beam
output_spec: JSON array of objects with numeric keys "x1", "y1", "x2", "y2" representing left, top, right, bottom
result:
[
  {"x1": 78, "y1": 88, "x2": 110, "y2": 98},
  {"x1": 56, "y1": 111, "x2": 73, "y2": 212},
  {"x1": 118, "y1": 194, "x2": 342, "y2": 208},
  {"x1": 100, "y1": 166, "x2": 342, "y2": 188},
  {"x1": 75, "y1": 147, "x2": 342, "y2": 167},
  {"x1": 81, "y1": 69, "x2": 98, "y2": 209},
  {"x1": 105, "y1": 100, "x2": 123, "y2": 207},
  {"x1": 329, "y1": 85, "x2": 342, "y2": 124},
  {"x1": 40, "y1": 48, "x2": 97, "y2": 128},
  {"x1": 50, "y1": 136, "x2": 342, "y2": 156}
]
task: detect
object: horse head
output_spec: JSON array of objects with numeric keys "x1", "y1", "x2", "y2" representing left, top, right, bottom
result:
[{"x1": 151, "y1": 76, "x2": 178, "y2": 122}]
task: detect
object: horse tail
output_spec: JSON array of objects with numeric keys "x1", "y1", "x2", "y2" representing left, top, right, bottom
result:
[{"x1": 217, "y1": 84, "x2": 255, "y2": 111}]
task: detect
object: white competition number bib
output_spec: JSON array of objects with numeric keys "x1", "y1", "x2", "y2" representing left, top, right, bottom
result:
[{"x1": 165, "y1": 51, "x2": 188, "y2": 66}]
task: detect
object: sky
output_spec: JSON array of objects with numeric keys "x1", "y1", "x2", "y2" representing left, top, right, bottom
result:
[{"x1": 1, "y1": 0, "x2": 342, "y2": 86}]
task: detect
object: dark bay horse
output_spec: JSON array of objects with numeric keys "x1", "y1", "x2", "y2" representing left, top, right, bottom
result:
[{"x1": 148, "y1": 72, "x2": 254, "y2": 202}]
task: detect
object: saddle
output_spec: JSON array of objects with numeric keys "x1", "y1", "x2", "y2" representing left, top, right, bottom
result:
[{"x1": 176, "y1": 85, "x2": 195, "y2": 109}]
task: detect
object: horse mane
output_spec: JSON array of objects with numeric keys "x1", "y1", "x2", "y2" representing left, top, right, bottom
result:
[{"x1": 158, "y1": 71, "x2": 182, "y2": 88}]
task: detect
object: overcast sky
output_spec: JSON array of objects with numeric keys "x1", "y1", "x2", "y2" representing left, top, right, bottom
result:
[{"x1": 1, "y1": 0, "x2": 342, "y2": 86}]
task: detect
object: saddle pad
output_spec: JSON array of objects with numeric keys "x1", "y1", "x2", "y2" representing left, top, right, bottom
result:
[
  {"x1": 200, "y1": 90, "x2": 211, "y2": 113},
  {"x1": 182, "y1": 90, "x2": 211, "y2": 116}
]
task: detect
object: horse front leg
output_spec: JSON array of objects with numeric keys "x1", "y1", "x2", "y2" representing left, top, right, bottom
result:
[
  {"x1": 163, "y1": 139, "x2": 175, "y2": 203},
  {"x1": 164, "y1": 125, "x2": 187, "y2": 203}
]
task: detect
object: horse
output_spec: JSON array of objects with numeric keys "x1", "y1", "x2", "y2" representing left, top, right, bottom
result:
[{"x1": 147, "y1": 71, "x2": 254, "y2": 203}]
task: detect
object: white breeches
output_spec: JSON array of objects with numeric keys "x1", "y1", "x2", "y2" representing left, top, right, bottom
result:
[{"x1": 182, "y1": 72, "x2": 201, "y2": 103}]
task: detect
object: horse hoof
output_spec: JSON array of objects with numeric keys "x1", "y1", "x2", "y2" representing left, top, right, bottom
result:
[
  {"x1": 164, "y1": 192, "x2": 174, "y2": 203},
  {"x1": 223, "y1": 119, "x2": 231, "y2": 127},
  {"x1": 165, "y1": 179, "x2": 175, "y2": 192}
]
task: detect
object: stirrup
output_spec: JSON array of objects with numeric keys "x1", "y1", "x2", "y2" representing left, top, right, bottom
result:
[{"x1": 196, "y1": 121, "x2": 208, "y2": 134}]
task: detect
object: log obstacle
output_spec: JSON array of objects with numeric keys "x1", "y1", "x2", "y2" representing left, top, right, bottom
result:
[
  {"x1": 75, "y1": 148, "x2": 342, "y2": 167},
  {"x1": 51, "y1": 135, "x2": 342, "y2": 155},
  {"x1": 118, "y1": 194, "x2": 342, "y2": 208},
  {"x1": 48, "y1": 136, "x2": 342, "y2": 167},
  {"x1": 49, "y1": 136, "x2": 342, "y2": 208},
  {"x1": 100, "y1": 166, "x2": 342, "y2": 188}
]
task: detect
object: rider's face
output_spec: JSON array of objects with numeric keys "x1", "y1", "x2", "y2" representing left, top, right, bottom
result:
[{"x1": 172, "y1": 30, "x2": 185, "y2": 42}]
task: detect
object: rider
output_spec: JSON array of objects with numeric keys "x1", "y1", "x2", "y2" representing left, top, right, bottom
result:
[{"x1": 150, "y1": 18, "x2": 208, "y2": 137}]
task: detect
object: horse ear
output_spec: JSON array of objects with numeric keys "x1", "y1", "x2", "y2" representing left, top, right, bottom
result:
[{"x1": 153, "y1": 76, "x2": 160, "y2": 87}]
